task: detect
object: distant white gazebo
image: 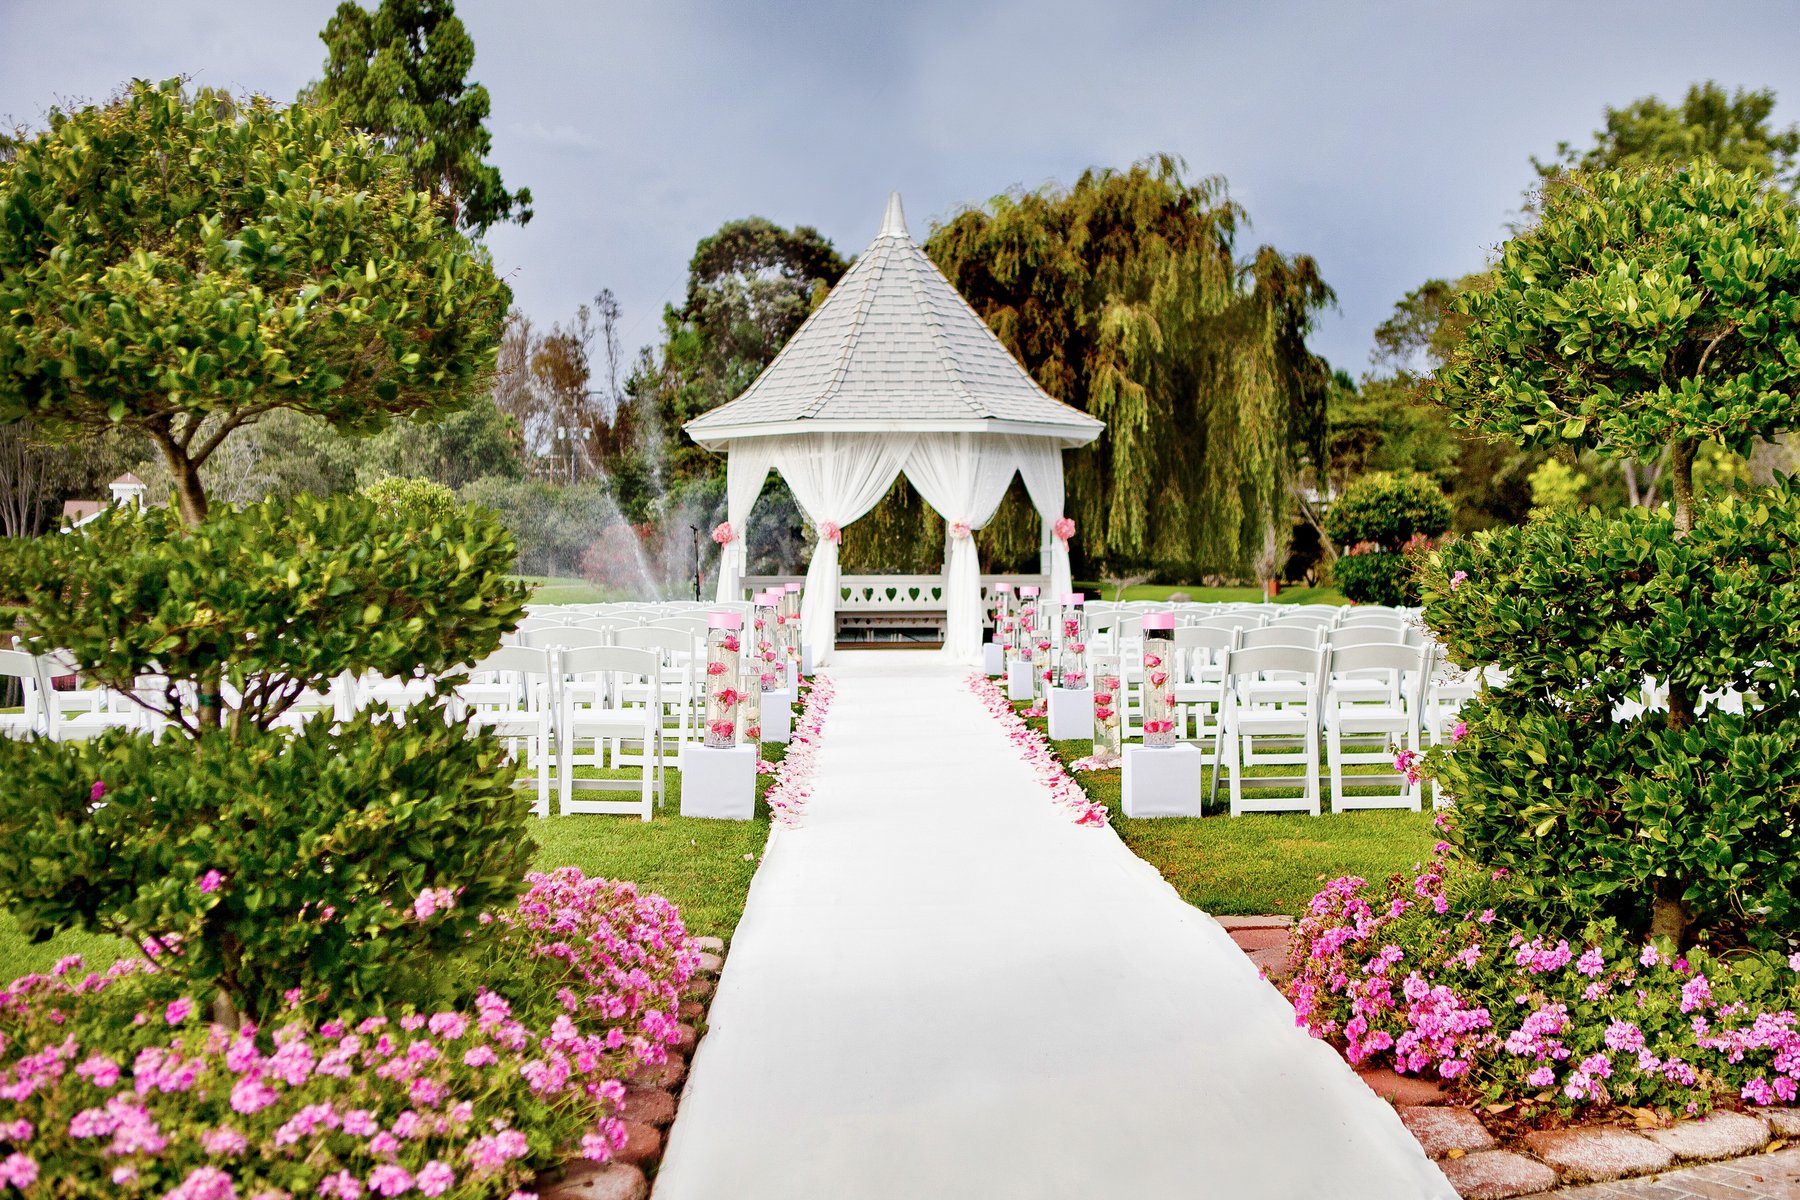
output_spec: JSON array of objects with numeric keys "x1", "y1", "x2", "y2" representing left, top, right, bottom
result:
[{"x1": 685, "y1": 194, "x2": 1103, "y2": 665}]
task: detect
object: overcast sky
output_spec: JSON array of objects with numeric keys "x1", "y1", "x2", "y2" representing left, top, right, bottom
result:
[{"x1": 5, "y1": 1, "x2": 1799, "y2": 376}]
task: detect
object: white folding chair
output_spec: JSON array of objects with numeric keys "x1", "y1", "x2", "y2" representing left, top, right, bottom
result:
[
  {"x1": 0, "y1": 649, "x2": 42, "y2": 739},
  {"x1": 1216, "y1": 644, "x2": 1326, "y2": 816},
  {"x1": 1240, "y1": 624, "x2": 1322, "y2": 650},
  {"x1": 614, "y1": 627, "x2": 699, "y2": 751},
  {"x1": 1170, "y1": 626, "x2": 1235, "y2": 749},
  {"x1": 553, "y1": 646, "x2": 662, "y2": 821},
  {"x1": 1325, "y1": 642, "x2": 1429, "y2": 811},
  {"x1": 458, "y1": 647, "x2": 554, "y2": 817}
]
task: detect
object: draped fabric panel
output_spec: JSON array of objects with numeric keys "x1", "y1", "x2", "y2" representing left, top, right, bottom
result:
[
  {"x1": 1012, "y1": 436, "x2": 1074, "y2": 600},
  {"x1": 769, "y1": 433, "x2": 916, "y2": 665},
  {"x1": 715, "y1": 439, "x2": 774, "y2": 603},
  {"x1": 901, "y1": 434, "x2": 1019, "y2": 664}
]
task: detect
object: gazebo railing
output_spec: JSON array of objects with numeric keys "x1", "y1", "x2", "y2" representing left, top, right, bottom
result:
[{"x1": 740, "y1": 574, "x2": 1047, "y2": 635}]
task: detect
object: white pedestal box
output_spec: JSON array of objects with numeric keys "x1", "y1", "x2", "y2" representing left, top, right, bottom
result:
[
  {"x1": 1006, "y1": 659, "x2": 1035, "y2": 703},
  {"x1": 982, "y1": 642, "x2": 1005, "y2": 676},
  {"x1": 1121, "y1": 743, "x2": 1204, "y2": 818},
  {"x1": 801, "y1": 645, "x2": 813, "y2": 678},
  {"x1": 1048, "y1": 686, "x2": 1094, "y2": 741},
  {"x1": 761, "y1": 689, "x2": 795, "y2": 744},
  {"x1": 679, "y1": 744, "x2": 757, "y2": 820}
]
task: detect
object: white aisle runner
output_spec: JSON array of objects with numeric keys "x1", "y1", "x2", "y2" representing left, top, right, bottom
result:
[{"x1": 654, "y1": 652, "x2": 1454, "y2": 1199}]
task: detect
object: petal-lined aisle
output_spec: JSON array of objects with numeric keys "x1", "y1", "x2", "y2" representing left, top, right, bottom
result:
[{"x1": 654, "y1": 651, "x2": 1454, "y2": 1199}]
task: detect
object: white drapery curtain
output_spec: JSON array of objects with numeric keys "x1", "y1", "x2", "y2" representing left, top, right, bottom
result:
[
  {"x1": 770, "y1": 433, "x2": 916, "y2": 665},
  {"x1": 1012, "y1": 436, "x2": 1074, "y2": 600},
  {"x1": 714, "y1": 440, "x2": 773, "y2": 603},
  {"x1": 901, "y1": 434, "x2": 1018, "y2": 664}
]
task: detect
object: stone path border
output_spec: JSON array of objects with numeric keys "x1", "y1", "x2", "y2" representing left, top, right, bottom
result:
[
  {"x1": 538, "y1": 937, "x2": 726, "y2": 1200},
  {"x1": 1219, "y1": 916, "x2": 1800, "y2": 1199}
]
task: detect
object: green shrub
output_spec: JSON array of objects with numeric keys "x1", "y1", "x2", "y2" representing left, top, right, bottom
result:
[
  {"x1": 1325, "y1": 471, "x2": 1452, "y2": 551},
  {"x1": 362, "y1": 475, "x2": 458, "y2": 525},
  {"x1": 1419, "y1": 489, "x2": 1800, "y2": 941},
  {"x1": 1425, "y1": 161, "x2": 1800, "y2": 945},
  {"x1": 0, "y1": 706, "x2": 534, "y2": 1018},
  {"x1": 0, "y1": 492, "x2": 526, "y2": 736},
  {"x1": 1332, "y1": 547, "x2": 1416, "y2": 606}
]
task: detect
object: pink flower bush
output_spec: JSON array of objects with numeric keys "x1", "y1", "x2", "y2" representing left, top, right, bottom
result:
[
  {"x1": 1285, "y1": 854, "x2": 1800, "y2": 1116},
  {"x1": 0, "y1": 869, "x2": 708, "y2": 1194},
  {"x1": 966, "y1": 673, "x2": 1107, "y2": 827},
  {"x1": 761, "y1": 673, "x2": 836, "y2": 826}
]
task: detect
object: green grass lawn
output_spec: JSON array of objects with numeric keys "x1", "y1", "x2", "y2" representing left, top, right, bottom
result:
[
  {"x1": 0, "y1": 742, "x2": 785, "y2": 979},
  {"x1": 1075, "y1": 582, "x2": 1347, "y2": 605},
  {"x1": 1031, "y1": 713, "x2": 1437, "y2": 916}
]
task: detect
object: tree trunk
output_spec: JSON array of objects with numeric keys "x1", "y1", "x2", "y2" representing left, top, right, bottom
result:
[
  {"x1": 169, "y1": 455, "x2": 209, "y2": 526},
  {"x1": 1668, "y1": 438, "x2": 1696, "y2": 537},
  {"x1": 1649, "y1": 891, "x2": 1693, "y2": 947}
]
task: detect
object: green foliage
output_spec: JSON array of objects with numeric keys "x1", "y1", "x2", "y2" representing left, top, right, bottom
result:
[
  {"x1": 310, "y1": 0, "x2": 531, "y2": 232},
  {"x1": 925, "y1": 157, "x2": 1333, "y2": 579},
  {"x1": 1535, "y1": 81, "x2": 1800, "y2": 190},
  {"x1": 1420, "y1": 486, "x2": 1800, "y2": 939},
  {"x1": 1433, "y1": 162, "x2": 1800, "y2": 472},
  {"x1": 1330, "y1": 549, "x2": 1416, "y2": 607},
  {"x1": 1324, "y1": 471, "x2": 1452, "y2": 549},
  {"x1": 361, "y1": 474, "x2": 457, "y2": 524},
  {"x1": 0, "y1": 709, "x2": 535, "y2": 1018},
  {"x1": 0, "y1": 493, "x2": 526, "y2": 737},
  {"x1": 0, "y1": 78, "x2": 510, "y2": 522},
  {"x1": 1527, "y1": 458, "x2": 1592, "y2": 515}
]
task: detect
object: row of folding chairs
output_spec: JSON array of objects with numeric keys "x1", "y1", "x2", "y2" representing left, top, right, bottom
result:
[
  {"x1": 1103, "y1": 639, "x2": 1480, "y2": 815},
  {"x1": 454, "y1": 644, "x2": 665, "y2": 821}
]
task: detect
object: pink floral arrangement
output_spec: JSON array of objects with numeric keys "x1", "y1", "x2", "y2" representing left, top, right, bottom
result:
[
  {"x1": 761, "y1": 673, "x2": 836, "y2": 826},
  {"x1": 1052, "y1": 517, "x2": 1076, "y2": 543},
  {"x1": 966, "y1": 673, "x2": 1108, "y2": 827},
  {"x1": 818, "y1": 522, "x2": 841, "y2": 545},
  {"x1": 950, "y1": 521, "x2": 971, "y2": 540},
  {"x1": 1141, "y1": 719, "x2": 1175, "y2": 736},
  {"x1": 711, "y1": 522, "x2": 735, "y2": 546}
]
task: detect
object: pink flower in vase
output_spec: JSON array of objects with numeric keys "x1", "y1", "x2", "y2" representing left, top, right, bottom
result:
[
  {"x1": 722, "y1": 634, "x2": 740, "y2": 653},
  {"x1": 1094, "y1": 691, "x2": 1113, "y2": 705},
  {"x1": 1142, "y1": 719, "x2": 1174, "y2": 735},
  {"x1": 707, "y1": 720, "x2": 737, "y2": 740},
  {"x1": 707, "y1": 661, "x2": 728, "y2": 676},
  {"x1": 1070, "y1": 642, "x2": 1086, "y2": 654},
  {"x1": 1143, "y1": 654, "x2": 1162, "y2": 668},
  {"x1": 744, "y1": 725, "x2": 761, "y2": 741},
  {"x1": 1041, "y1": 670, "x2": 1053, "y2": 682},
  {"x1": 1103, "y1": 676, "x2": 1121, "y2": 691},
  {"x1": 1094, "y1": 707, "x2": 1114, "y2": 721},
  {"x1": 1063, "y1": 619, "x2": 1081, "y2": 639},
  {"x1": 715, "y1": 688, "x2": 743, "y2": 707},
  {"x1": 711, "y1": 522, "x2": 736, "y2": 545},
  {"x1": 1063, "y1": 672, "x2": 1087, "y2": 688},
  {"x1": 760, "y1": 673, "x2": 776, "y2": 689},
  {"x1": 1148, "y1": 671, "x2": 1168, "y2": 686}
]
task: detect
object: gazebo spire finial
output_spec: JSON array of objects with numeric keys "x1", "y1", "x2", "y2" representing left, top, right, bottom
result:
[{"x1": 879, "y1": 191, "x2": 908, "y2": 239}]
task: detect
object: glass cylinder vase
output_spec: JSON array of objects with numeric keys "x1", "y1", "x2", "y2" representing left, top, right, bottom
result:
[
  {"x1": 991, "y1": 584, "x2": 1013, "y2": 658},
  {"x1": 1057, "y1": 592, "x2": 1087, "y2": 689},
  {"x1": 704, "y1": 612, "x2": 743, "y2": 749},
  {"x1": 1092, "y1": 655, "x2": 1123, "y2": 763},
  {"x1": 737, "y1": 659, "x2": 763, "y2": 745},
  {"x1": 780, "y1": 582, "x2": 802, "y2": 674},
  {"x1": 753, "y1": 590, "x2": 785, "y2": 691},
  {"x1": 1016, "y1": 585, "x2": 1039, "y2": 664},
  {"x1": 1140, "y1": 612, "x2": 1176, "y2": 748}
]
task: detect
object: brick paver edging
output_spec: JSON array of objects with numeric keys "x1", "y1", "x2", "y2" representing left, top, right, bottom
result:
[
  {"x1": 1220, "y1": 916, "x2": 1800, "y2": 1200},
  {"x1": 533, "y1": 938, "x2": 725, "y2": 1200}
]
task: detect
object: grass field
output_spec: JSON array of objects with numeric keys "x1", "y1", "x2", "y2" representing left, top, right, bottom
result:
[
  {"x1": 1075, "y1": 582, "x2": 1347, "y2": 605},
  {"x1": 514, "y1": 576, "x2": 643, "y2": 605},
  {"x1": 1027, "y1": 710, "x2": 1437, "y2": 915}
]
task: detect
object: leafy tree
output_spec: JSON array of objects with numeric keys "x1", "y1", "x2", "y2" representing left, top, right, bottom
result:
[
  {"x1": 1534, "y1": 81, "x2": 1800, "y2": 190},
  {"x1": 1323, "y1": 471, "x2": 1451, "y2": 605},
  {"x1": 633, "y1": 217, "x2": 847, "y2": 484},
  {"x1": 309, "y1": 0, "x2": 530, "y2": 232},
  {"x1": 0, "y1": 79, "x2": 510, "y2": 526},
  {"x1": 923, "y1": 156, "x2": 1333, "y2": 582},
  {"x1": 1424, "y1": 161, "x2": 1800, "y2": 946}
]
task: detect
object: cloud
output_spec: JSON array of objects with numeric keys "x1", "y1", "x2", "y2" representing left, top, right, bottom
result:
[{"x1": 508, "y1": 121, "x2": 602, "y2": 153}]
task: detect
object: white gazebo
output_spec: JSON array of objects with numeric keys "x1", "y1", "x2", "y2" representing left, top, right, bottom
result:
[{"x1": 685, "y1": 193, "x2": 1103, "y2": 665}]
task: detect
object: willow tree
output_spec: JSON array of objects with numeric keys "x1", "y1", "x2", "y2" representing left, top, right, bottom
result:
[{"x1": 886, "y1": 157, "x2": 1331, "y2": 581}]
